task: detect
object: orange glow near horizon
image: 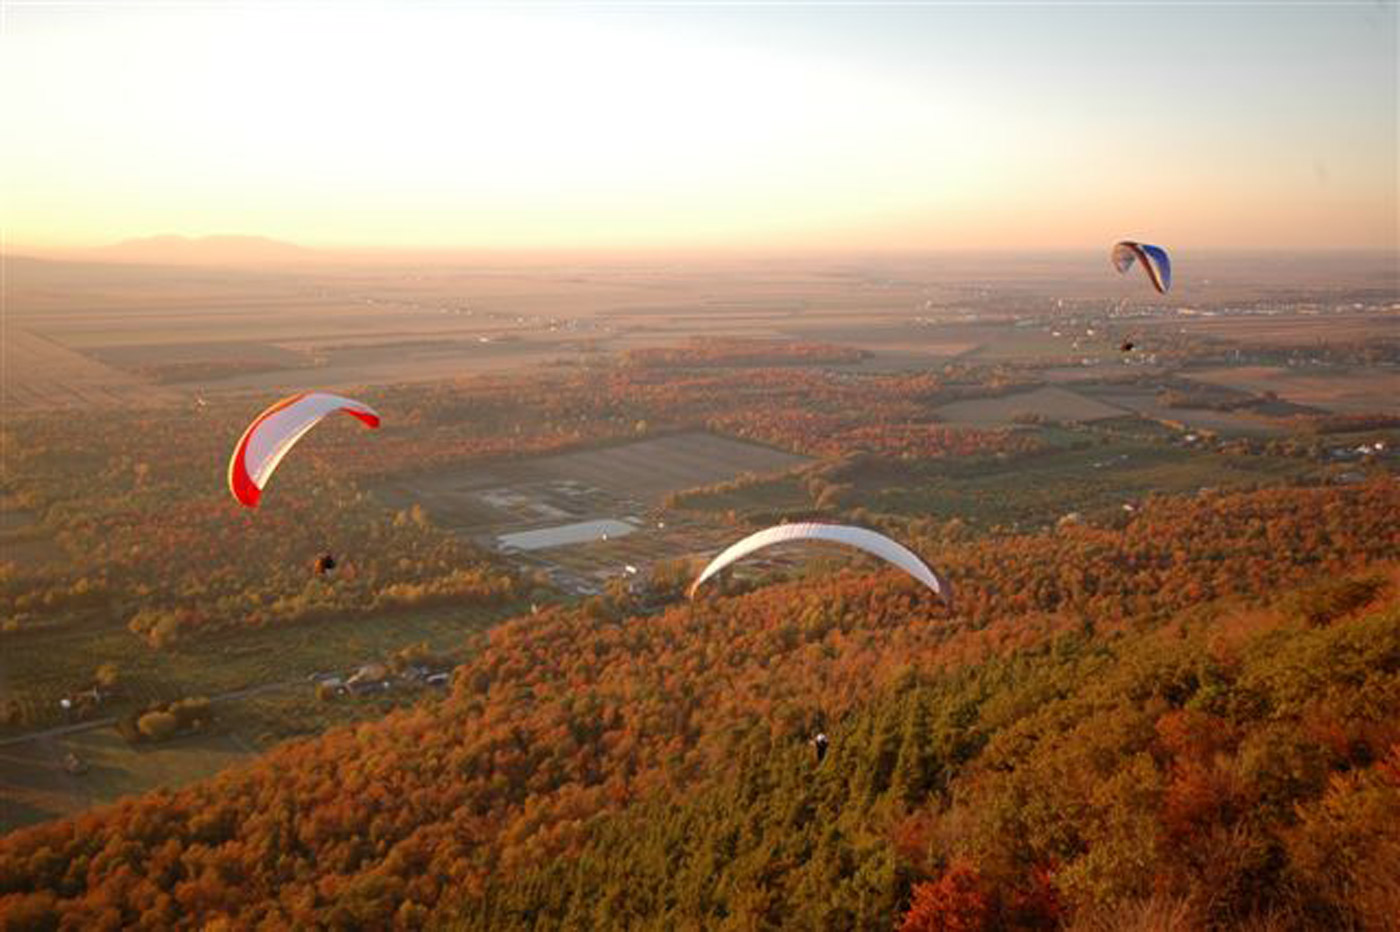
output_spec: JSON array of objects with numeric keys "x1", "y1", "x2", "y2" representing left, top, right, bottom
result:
[{"x1": 2, "y1": 6, "x2": 1396, "y2": 253}]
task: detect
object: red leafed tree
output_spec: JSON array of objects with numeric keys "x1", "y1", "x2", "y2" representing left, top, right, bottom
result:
[{"x1": 899, "y1": 862, "x2": 992, "y2": 932}]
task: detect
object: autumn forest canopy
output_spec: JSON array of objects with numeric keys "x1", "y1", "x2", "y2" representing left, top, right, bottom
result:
[
  {"x1": 0, "y1": 330, "x2": 1398, "y2": 930},
  {"x1": 1, "y1": 481, "x2": 1397, "y2": 928}
]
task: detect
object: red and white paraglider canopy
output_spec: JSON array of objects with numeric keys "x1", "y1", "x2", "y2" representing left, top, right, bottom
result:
[{"x1": 228, "y1": 392, "x2": 380, "y2": 508}]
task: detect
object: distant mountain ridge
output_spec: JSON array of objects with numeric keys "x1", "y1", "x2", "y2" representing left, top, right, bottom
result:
[{"x1": 92, "y1": 234, "x2": 313, "y2": 265}]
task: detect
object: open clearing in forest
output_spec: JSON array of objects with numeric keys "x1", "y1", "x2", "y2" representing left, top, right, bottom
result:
[
  {"x1": 934, "y1": 386, "x2": 1126, "y2": 426},
  {"x1": 0, "y1": 729, "x2": 254, "y2": 834},
  {"x1": 0, "y1": 509, "x2": 66, "y2": 570}
]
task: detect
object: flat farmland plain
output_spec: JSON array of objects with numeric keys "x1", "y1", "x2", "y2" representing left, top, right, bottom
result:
[
  {"x1": 374, "y1": 433, "x2": 811, "y2": 596},
  {"x1": 8, "y1": 253, "x2": 1395, "y2": 405},
  {"x1": 1186, "y1": 365, "x2": 1399, "y2": 415},
  {"x1": 1085, "y1": 387, "x2": 1286, "y2": 436},
  {"x1": 376, "y1": 431, "x2": 810, "y2": 537},
  {"x1": 511, "y1": 432, "x2": 808, "y2": 501},
  {"x1": 934, "y1": 386, "x2": 1127, "y2": 426},
  {"x1": 1, "y1": 327, "x2": 179, "y2": 411},
  {"x1": 0, "y1": 252, "x2": 1167, "y2": 406},
  {"x1": 1140, "y1": 311, "x2": 1399, "y2": 346}
]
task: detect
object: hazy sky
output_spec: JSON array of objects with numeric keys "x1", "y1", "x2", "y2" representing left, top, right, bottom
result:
[{"x1": 2, "y1": 2, "x2": 1396, "y2": 252}]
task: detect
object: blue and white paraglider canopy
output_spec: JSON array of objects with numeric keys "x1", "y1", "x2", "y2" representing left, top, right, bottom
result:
[{"x1": 1112, "y1": 241, "x2": 1172, "y2": 294}]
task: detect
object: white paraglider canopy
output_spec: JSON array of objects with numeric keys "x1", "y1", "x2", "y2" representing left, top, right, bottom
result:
[{"x1": 688, "y1": 522, "x2": 950, "y2": 604}]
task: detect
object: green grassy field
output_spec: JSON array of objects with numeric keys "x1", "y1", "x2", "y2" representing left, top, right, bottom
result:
[
  {"x1": 0, "y1": 685, "x2": 447, "y2": 835},
  {"x1": 0, "y1": 601, "x2": 524, "y2": 833},
  {"x1": 0, "y1": 728, "x2": 255, "y2": 834},
  {"x1": 0, "y1": 601, "x2": 524, "y2": 734},
  {"x1": 224, "y1": 683, "x2": 448, "y2": 747},
  {"x1": 0, "y1": 508, "x2": 66, "y2": 572},
  {"x1": 664, "y1": 424, "x2": 1321, "y2": 532},
  {"x1": 850, "y1": 435, "x2": 1315, "y2": 529}
]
